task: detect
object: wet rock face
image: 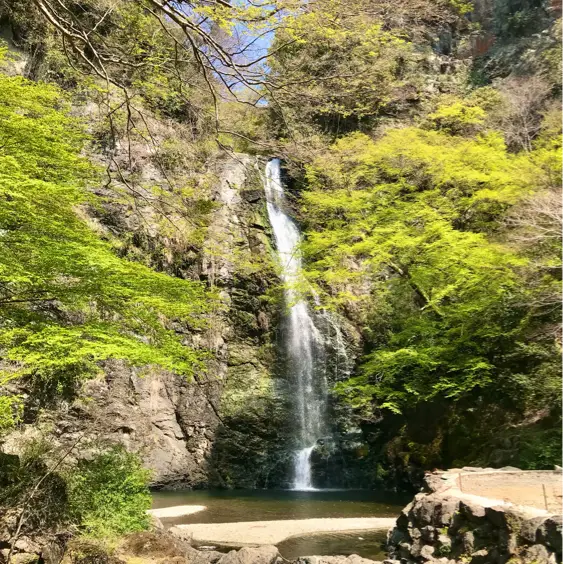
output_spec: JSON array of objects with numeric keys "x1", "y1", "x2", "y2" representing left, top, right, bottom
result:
[
  {"x1": 95, "y1": 154, "x2": 282, "y2": 488},
  {"x1": 387, "y1": 469, "x2": 562, "y2": 564}
]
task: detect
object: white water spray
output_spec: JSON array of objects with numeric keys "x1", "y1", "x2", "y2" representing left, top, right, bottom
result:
[{"x1": 263, "y1": 158, "x2": 327, "y2": 490}]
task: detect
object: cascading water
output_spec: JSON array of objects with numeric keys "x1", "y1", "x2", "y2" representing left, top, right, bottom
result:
[{"x1": 263, "y1": 158, "x2": 327, "y2": 491}]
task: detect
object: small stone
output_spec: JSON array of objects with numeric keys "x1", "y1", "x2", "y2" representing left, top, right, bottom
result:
[
  {"x1": 241, "y1": 190, "x2": 262, "y2": 203},
  {"x1": 6, "y1": 553, "x2": 38, "y2": 564},
  {"x1": 469, "y1": 549, "x2": 489, "y2": 564},
  {"x1": 420, "y1": 545, "x2": 435, "y2": 560},
  {"x1": 521, "y1": 544, "x2": 551, "y2": 563},
  {"x1": 217, "y1": 546, "x2": 279, "y2": 564},
  {"x1": 149, "y1": 514, "x2": 165, "y2": 531},
  {"x1": 437, "y1": 534, "x2": 451, "y2": 551},
  {"x1": 41, "y1": 542, "x2": 65, "y2": 564},
  {"x1": 410, "y1": 527, "x2": 422, "y2": 540},
  {"x1": 168, "y1": 527, "x2": 193, "y2": 542},
  {"x1": 462, "y1": 530, "x2": 475, "y2": 553},
  {"x1": 410, "y1": 539, "x2": 423, "y2": 558},
  {"x1": 398, "y1": 542, "x2": 412, "y2": 559},
  {"x1": 14, "y1": 538, "x2": 41, "y2": 554},
  {"x1": 421, "y1": 525, "x2": 436, "y2": 542}
]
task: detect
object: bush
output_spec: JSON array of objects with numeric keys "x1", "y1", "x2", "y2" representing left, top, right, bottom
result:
[{"x1": 67, "y1": 447, "x2": 152, "y2": 539}]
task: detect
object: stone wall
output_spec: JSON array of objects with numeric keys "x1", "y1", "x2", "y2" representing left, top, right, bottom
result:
[{"x1": 387, "y1": 468, "x2": 562, "y2": 564}]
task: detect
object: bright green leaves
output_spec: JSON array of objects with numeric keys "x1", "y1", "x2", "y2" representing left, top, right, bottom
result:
[
  {"x1": 301, "y1": 117, "x2": 561, "y2": 418},
  {"x1": 0, "y1": 73, "x2": 212, "y2": 428},
  {"x1": 66, "y1": 447, "x2": 152, "y2": 539},
  {"x1": 0, "y1": 76, "x2": 90, "y2": 183},
  {"x1": 268, "y1": 0, "x2": 414, "y2": 132},
  {"x1": 428, "y1": 101, "x2": 487, "y2": 134}
]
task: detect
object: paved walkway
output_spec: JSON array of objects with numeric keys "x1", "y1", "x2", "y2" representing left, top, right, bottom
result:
[
  {"x1": 455, "y1": 470, "x2": 562, "y2": 513},
  {"x1": 172, "y1": 517, "x2": 396, "y2": 546}
]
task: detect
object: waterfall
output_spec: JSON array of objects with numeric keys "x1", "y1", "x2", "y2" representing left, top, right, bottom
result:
[{"x1": 263, "y1": 158, "x2": 327, "y2": 491}]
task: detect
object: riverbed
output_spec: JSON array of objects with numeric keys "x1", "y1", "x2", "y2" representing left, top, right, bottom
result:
[{"x1": 151, "y1": 489, "x2": 407, "y2": 559}]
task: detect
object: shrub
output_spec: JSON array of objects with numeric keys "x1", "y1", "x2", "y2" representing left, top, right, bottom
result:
[{"x1": 67, "y1": 447, "x2": 152, "y2": 539}]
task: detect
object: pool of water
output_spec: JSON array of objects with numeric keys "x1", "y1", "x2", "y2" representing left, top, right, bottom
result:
[
  {"x1": 151, "y1": 489, "x2": 406, "y2": 559},
  {"x1": 152, "y1": 488, "x2": 407, "y2": 525},
  {"x1": 276, "y1": 530, "x2": 388, "y2": 560}
]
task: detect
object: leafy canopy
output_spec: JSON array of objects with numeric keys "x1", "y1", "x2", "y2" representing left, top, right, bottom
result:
[
  {"x1": 0, "y1": 72, "x2": 212, "y2": 428},
  {"x1": 301, "y1": 113, "x2": 561, "y2": 422}
]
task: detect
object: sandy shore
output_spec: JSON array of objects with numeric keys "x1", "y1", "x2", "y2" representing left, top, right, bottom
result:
[
  {"x1": 171, "y1": 517, "x2": 396, "y2": 546},
  {"x1": 148, "y1": 505, "x2": 207, "y2": 518}
]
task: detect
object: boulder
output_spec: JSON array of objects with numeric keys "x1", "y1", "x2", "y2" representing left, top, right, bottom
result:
[
  {"x1": 460, "y1": 500, "x2": 486, "y2": 521},
  {"x1": 414, "y1": 497, "x2": 437, "y2": 525},
  {"x1": 40, "y1": 541, "x2": 66, "y2": 564},
  {"x1": 297, "y1": 557, "x2": 381, "y2": 564},
  {"x1": 537, "y1": 515, "x2": 562, "y2": 555},
  {"x1": 119, "y1": 530, "x2": 196, "y2": 560},
  {"x1": 168, "y1": 528, "x2": 194, "y2": 544},
  {"x1": 469, "y1": 549, "x2": 489, "y2": 564},
  {"x1": 461, "y1": 530, "x2": 475, "y2": 554},
  {"x1": 420, "y1": 545, "x2": 435, "y2": 560},
  {"x1": 521, "y1": 544, "x2": 555, "y2": 563},
  {"x1": 421, "y1": 526, "x2": 436, "y2": 542},
  {"x1": 519, "y1": 516, "x2": 546, "y2": 544},
  {"x1": 436, "y1": 534, "x2": 451, "y2": 553},
  {"x1": 297, "y1": 555, "x2": 378, "y2": 564},
  {"x1": 438, "y1": 499, "x2": 460, "y2": 527},
  {"x1": 216, "y1": 546, "x2": 279, "y2": 564},
  {"x1": 14, "y1": 537, "x2": 41, "y2": 555},
  {"x1": 3, "y1": 553, "x2": 39, "y2": 564}
]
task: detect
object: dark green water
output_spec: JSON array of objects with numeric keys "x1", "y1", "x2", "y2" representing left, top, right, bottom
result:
[
  {"x1": 276, "y1": 530, "x2": 388, "y2": 560},
  {"x1": 151, "y1": 489, "x2": 407, "y2": 559}
]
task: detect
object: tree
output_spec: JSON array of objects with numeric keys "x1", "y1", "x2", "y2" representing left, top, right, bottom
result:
[
  {"x1": 299, "y1": 102, "x2": 561, "y2": 469},
  {"x1": 0, "y1": 71, "x2": 211, "y2": 429}
]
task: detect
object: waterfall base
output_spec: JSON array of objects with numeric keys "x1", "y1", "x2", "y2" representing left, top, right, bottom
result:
[{"x1": 293, "y1": 446, "x2": 317, "y2": 491}]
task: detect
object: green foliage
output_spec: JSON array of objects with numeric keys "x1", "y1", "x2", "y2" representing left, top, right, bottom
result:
[
  {"x1": 300, "y1": 101, "x2": 561, "y2": 469},
  {"x1": 67, "y1": 447, "x2": 152, "y2": 539},
  {"x1": 0, "y1": 72, "x2": 212, "y2": 427},
  {"x1": 0, "y1": 440, "x2": 151, "y2": 541},
  {"x1": 428, "y1": 101, "x2": 486, "y2": 134},
  {"x1": 0, "y1": 396, "x2": 23, "y2": 430},
  {"x1": 270, "y1": 7, "x2": 412, "y2": 125}
]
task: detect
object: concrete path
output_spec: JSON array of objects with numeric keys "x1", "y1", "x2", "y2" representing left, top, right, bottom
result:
[
  {"x1": 172, "y1": 517, "x2": 396, "y2": 546},
  {"x1": 457, "y1": 470, "x2": 562, "y2": 513},
  {"x1": 148, "y1": 505, "x2": 207, "y2": 518}
]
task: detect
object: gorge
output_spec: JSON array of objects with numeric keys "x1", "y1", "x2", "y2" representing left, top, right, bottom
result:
[{"x1": 0, "y1": 0, "x2": 561, "y2": 562}]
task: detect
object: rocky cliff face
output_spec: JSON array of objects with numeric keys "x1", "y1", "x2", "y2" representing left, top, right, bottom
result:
[{"x1": 2, "y1": 152, "x2": 285, "y2": 489}]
